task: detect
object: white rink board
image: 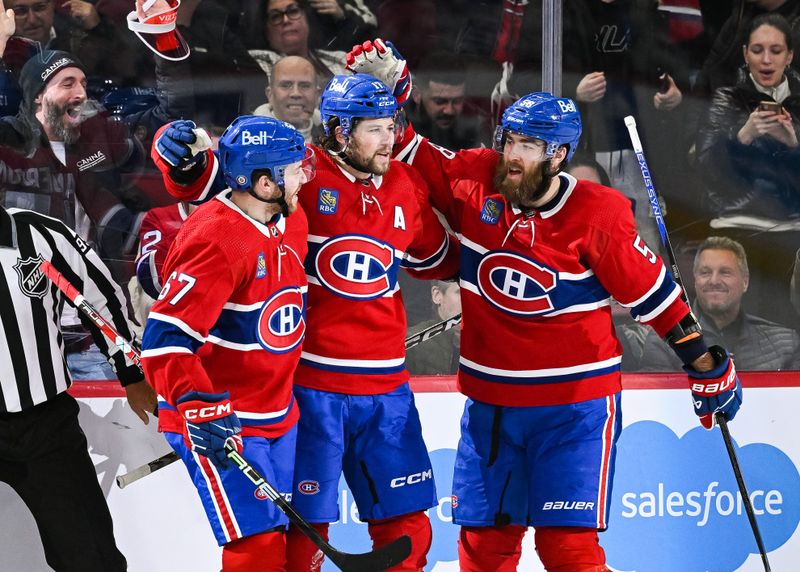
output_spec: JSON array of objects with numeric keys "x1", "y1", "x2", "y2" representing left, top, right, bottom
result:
[{"x1": 1, "y1": 387, "x2": 797, "y2": 572}]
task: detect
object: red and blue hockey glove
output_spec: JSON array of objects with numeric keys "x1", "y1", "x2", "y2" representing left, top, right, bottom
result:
[
  {"x1": 153, "y1": 119, "x2": 212, "y2": 170},
  {"x1": 345, "y1": 38, "x2": 412, "y2": 106},
  {"x1": 176, "y1": 391, "x2": 242, "y2": 468},
  {"x1": 684, "y1": 345, "x2": 743, "y2": 430}
]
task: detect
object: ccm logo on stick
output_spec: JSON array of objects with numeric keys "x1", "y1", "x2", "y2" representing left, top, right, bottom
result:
[
  {"x1": 390, "y1": 470, "x2": 432, "y2": 488},
  {"x1": 183, "y1": 403, "x2": 232, "y2": 420}
]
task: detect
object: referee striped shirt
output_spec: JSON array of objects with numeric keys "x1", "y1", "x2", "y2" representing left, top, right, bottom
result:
[{"x1": 0, "y1": 206, "x2": 143, "y2": 413}]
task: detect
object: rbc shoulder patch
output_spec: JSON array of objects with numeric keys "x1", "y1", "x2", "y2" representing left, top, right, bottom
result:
[
  {"x1": 480, "y1": 198, "x2": 503, "y2": 225},
  {"x1": 256, "y1": 252, "x2": 267, "y2": 279},
  {"x1": 318, "y1": 188, "x2": 339, "y2": 215}
]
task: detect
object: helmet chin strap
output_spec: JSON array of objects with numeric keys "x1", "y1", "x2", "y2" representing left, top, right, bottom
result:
[
  {"x1": 246, "y1": 184, "x2": 289, "y2": 217},
  {"x1": 335, "y1": 140, "x2": 374, "y2": 183}
]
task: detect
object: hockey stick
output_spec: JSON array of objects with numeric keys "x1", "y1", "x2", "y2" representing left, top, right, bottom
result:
[
  {"x1": 116, "y1": 451, "x2": 180, "y2": 488},
  {"x1": 625, "y1": 116, "x2": 771, "y2": 572},
  {"x1": 404, "y1": 313, "x2": 461, "y2": 350},
  {"x1": 117, "y1": 314, "x2": 464, "y2": 488},
  {"x1": 39, "y1": 260, "x2": 142, "y2": 369},
  {"x1": 37, "y1": 261, "x2": 180, "y2": 489},
  {"x1": 224, "y1": 440, "x2": 412, "y2": 572}
]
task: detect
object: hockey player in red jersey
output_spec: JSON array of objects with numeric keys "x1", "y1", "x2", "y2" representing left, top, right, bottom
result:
[
  {"x1": 151, "y1": 74, "x2": 459, "y2": 571},
  {"x1": 346, "y1": 40, "x2": 743, "y2": 572},
  {"x1": 141, "y1": 116, "x2": 315, "y2": 571}
]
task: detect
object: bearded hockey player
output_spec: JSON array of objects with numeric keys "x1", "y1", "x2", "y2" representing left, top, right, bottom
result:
[
  {"x1": 346, "y1": 39, "x2": 743, "y2": 572},
  {"x1": 141, "y1": 116, "x2": 314, "y2": 571}
]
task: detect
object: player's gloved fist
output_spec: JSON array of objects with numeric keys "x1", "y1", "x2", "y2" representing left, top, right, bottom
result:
[
  {"x1": 345, "y1": 38, "x2": 411, "y2": 106},
  {"x1": 155, "y1": 119, "x2": 197, "y2": 167},
  {"x1": 684, "y1": 345, "x2": 743, "y2": 430},
  {"x1": 176, "y1": 391, "x2": 242, "y2": 468}
]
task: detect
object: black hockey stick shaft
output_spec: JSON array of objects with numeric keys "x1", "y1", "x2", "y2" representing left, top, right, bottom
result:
[
  {"x1": 224, "y1": 441, "x2": 411, "y2": 571},
  {"x1": 625, "y1": 115, "x2": 770, "y2": 572},
  {"x1": 404, "y1": 313, "x2": 461, "y2": 350},
  {"x1": 116, "y1": 451, "x2": 180, "y2": 488}
]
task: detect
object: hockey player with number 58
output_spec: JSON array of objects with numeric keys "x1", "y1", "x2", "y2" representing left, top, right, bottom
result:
[{"x1": 346, "y1": 40, "x2": 744, "y2": 571}]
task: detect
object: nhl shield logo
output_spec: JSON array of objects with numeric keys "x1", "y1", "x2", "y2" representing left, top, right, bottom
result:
[{"x1": 14, "y1": 255, "x2": 48, "y2": 299}]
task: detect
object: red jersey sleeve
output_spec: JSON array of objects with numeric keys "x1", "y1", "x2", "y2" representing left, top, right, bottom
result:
[{"x1": 140, "y1": 233, "x2": 237, "y2": 405}]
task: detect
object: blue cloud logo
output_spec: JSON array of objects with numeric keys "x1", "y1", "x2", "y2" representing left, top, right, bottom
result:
[
  {"x1": 325, "y1": 448, "x2": 458, "y2": 571},
  {"x1": 603, "y1": 421, "x2": 800, "y2": 572}
]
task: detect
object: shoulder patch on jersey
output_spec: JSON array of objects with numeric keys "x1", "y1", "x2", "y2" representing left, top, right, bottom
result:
[
  {"x1": 318, "y1": 188, "x2": 339, "y2": 215},
  {"x1": 480, "y1": 198, "x2": 503, "y2": 225},
  {"x1": 14, "y1": 255, "x2": 47, "y2": 299},
  {"x1": 256, "y1": 252, "x2": 267, "y2": 279}
]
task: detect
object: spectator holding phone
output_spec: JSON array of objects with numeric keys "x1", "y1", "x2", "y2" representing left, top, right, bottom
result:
[
  {"x1": 696, "y1": 12, "x2": 800, "y2": 222},
  {"x1": 696, "y1": 12, "x2": 800, "y2": 327}
]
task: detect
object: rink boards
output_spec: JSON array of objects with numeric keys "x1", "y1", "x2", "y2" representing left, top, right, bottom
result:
[{"x1": 1, "y1": 373, "x2": 797, "y2": 572}]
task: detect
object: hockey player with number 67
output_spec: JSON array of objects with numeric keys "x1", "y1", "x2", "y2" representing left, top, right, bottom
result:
[
  {"x1": 141, "y1": 116, "x2": 314, "y2": 571},
  {"x1": 346, "y1": 39, "x2": 744, "y2": 572}
]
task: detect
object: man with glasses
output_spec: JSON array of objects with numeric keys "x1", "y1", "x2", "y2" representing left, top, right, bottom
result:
[{"x1": 249, "y1": 0, "x2": 359, "y2": 86}]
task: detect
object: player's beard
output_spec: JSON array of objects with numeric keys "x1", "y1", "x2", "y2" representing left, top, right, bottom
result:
[
  {"x1": 43, "y1": 101, "x2": 83, "y2": 145},
  {"x1": 494, "y1": 157, "x2": 556, "y2": 207},
  {"x1": 345, "y1": 137, "x2": 391, "y2": 176}
]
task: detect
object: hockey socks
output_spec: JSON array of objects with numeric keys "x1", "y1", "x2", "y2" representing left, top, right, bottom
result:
[
  {"x1": 458, "y1": 524, "x2": 526, "y2": 572},
  {"x1": 222, "y1": 530, "x2": 286, "y2": 571},
  {"x1": 534, "y1": 526, "x2": 609, "y2": 571},
  {"x1": 368, "y1": 511, "x2": 432, "y2": 571}
]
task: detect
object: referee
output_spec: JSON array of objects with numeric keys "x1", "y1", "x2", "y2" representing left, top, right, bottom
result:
[{"x1": 0, "y1": 204, "x2": 157, "y2": 571}]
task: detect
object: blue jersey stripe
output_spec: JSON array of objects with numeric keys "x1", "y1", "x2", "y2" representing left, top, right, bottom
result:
[
  {"x1": 142, "y1": 319, "x2": 203, "y2": 354},
  {"x1": 460, "y1": 362, "x2": 621, "y2": 385},
  {"x1": 298, "y1": 357, "x2": 407, "y2": 376},
  {"x1": 629, "y1": 271, "x2": 678, "y2": 321}
]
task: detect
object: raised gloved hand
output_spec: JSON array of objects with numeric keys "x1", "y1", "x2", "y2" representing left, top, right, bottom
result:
[
  {"x1": 345, "y1": 38, "x2": 411, "y2": 106},
  {"x1": 176, "y1": 390, "x2": 242, "y2": 468},
  {"x1": 153, "y1": 119, "x2": 212, "y2": 169},
  {"x1": 684, "y1": 345, "x2": 742, "y2": 430}
]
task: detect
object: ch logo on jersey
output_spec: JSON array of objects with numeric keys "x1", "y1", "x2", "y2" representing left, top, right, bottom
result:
[
  {"x1": 256, "y1": 287, "x2": 305, "y2": 353},
  {"x1": 477, "y1": 251, "x2": 557, "y2": 316},
  {"x1": 298, "y1": 480, "x2": 320, "y2": 495},
  {"x1": 315, "y1": 235, "x2": 396, "y2": 300},
  {"x1": 14, "y1": 255, "x2": 47, "y2": 299},
  {"x1": 318, "y1": 188, "x2": 339, "y2": 214},
  {"x1": 480, "y1": 198, "x2": 503, "y2": 225}
]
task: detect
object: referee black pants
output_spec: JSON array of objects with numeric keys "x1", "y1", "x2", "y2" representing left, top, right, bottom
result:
[{"x1": 0, "y1": 392, "x2": 127, "y2": 571}]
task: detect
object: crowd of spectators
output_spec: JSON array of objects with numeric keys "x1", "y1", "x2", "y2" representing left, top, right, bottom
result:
[{"x1": 2, "y1": 0, "x2": 799, "y2": 375}]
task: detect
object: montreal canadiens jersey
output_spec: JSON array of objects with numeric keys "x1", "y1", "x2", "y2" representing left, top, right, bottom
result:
[
  {"x1": 160, "y1": 147, "x2": 460, "y2": 395},
  {"x1": 295, "y1": 149, "x2": 459, "y2": 394},
  {"x1": 141, "y1": 192, "x2": 308, "y2": 437},
  {"x1": 135, "y1": 202, "x2": 191, "y2": 299},
  {"x1": 395, "y1": 128, "x2": 690, "y2": 406}
]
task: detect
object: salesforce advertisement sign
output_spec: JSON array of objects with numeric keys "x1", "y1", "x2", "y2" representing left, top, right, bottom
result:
[{"x1": 323, "y1": 391, "x2": 800, "y2": 572}]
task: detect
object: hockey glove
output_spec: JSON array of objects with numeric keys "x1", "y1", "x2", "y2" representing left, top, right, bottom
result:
[
  {"x1": 176, "y1": 391, "x2": 242, "y2": 468},
  {"x1": 345, "y1": 38, "x2": 412, "y2": 106},
  {"x1": 153, "y1": 120, "x2": 212, "y2": 168},
  {"x1": 684, "y1": 345, "x2": 742, "y2": 430}
]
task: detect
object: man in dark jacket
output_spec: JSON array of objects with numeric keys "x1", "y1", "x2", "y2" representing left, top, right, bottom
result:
[{"x1": 640, "y1": 236, "x2": 800, "y2": 371}]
